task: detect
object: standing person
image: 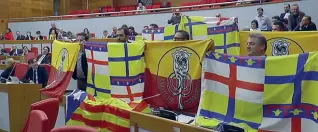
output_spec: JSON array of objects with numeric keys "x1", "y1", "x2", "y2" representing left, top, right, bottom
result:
[
  {"x1": 25, "y1": 31, "x2": 34, "y2": 40},
  {"x1": 168, "y1": 9, "x2": 181, "y2": 25},
  {"x1": 22, "y1": 58, "x2": 48, "y2": 88},
  {"x1": 49, "y1": 29, "x2": 57, "y2": 40},
  {"x1": 72, "y1": 32, "x2": 88, "y2": 91},
  {"x1": 5, "y1": 28, "x2": 14, "y2": 40},
  {"x1": 288, "y1": 4, "x2": 305, "y2": 31},
  {"x1": 255, "y1": 7, "x2": 272, "y2": 31},
  {"x1": 280, "y1": 4, "x2": 290, "y2": 25},
  {"x1": 49, "y1": 22, "x2": 58, "y2": 36}
]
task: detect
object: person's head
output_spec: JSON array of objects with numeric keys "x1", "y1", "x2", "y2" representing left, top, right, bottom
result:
[
  {"x1": 216, "y1": 13, "x2": 221, "y2": 18},
  {"x1": 257, "y1": 7, "x2": 264, "y2": 16},
  {"x1": 247, "y1": 33, "x2": 267, "y2": 56},
  {"x1": 103, "y1": 30, "x2": 108, "y2": 37},
  {"x1": 16, "y1": 31, "x2": 21, "y2": 36},
  {"x1": 121, "y1": 24, "x2": 128, "y2": 29},
  {"x1": 149, "y1": 24, "x2": 159, "y2": 30},
  {"x1": 291, "y1": 4, "x2": 300, "y2": 16},
  {"x1": 77, "y1": 32, "x2": 89, "y2": 44},
  {"x1": 6, "y1": 58, "x2": 15, "y2": 67},
  {"x1": 272, "y1": 16, "x2": 280, "y2": 23},
  {"x1": 143, "y1": 26, "x2": 149, "y2": 30},
  {"x1": 43, "y1": 46, "x2": 50, "y2": 55},
  {"x1": 23, "y1": 46, "x2": 29, "y2": 52},
  {"x1": 117, "y1": 28, "x2": 129, "y2": 42},
  {"x1": 27, "y1": 31, "x2": 31, "y2": 36},
  {"x1": 234, "y1": 17, "x2": 238, "y2": 24},
  {"x1": 12, "y1": 45, "x2": 17, "y2": 50},
  {"x1": 83, "y1": 28, "x2": 89, "y2": 34},
  {"x1": 251, "y1": 20, "x2": 259, "y2": 29},
  {"x1": 36, "y1": 31, "x2": 41, "y2": 36},
  {"x1": 272, "y1": 20, "x2": 285, "y2": 32},
  {"x1": 28, "y1": 58, "x2": 38, "y2": 69},
  {"x1": 302, "y1": 15, "x2": 311, "y2": 26},
  {"x1": 173, "y1": 30, "x2": 190, "y2": 41},
  {"x1": 51, "y1": 22, "x2": 56, "y2": 28},
  {"x1": 113, "y1": 27, "x2": 117, "y2": 32},
  {"x1": 6, "y1": 28, "x2": 11, "y2": 33},
  {"x1": 128, "y1": 26, "x2": 135, "y2": 33},
  {"x1": 284, "y1": 4, "x2": 290, "y2": 13},
  {"x1": 138, "y1": 2, "x2": 143, "y2": 7},
  {"x1": 51, "y1": 29, "x2": 56, "y2": 34}
]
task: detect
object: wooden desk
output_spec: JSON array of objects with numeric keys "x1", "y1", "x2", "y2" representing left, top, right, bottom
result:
[
  {"x1": 0, "y1": 55, "x2": 25, "y2": 64},
  {"x1": 0, "y1": 84, "x2": 42, "y2": 132},
  {"x1": 130, "y1": 111, "x2": 214, "y2": 132}
]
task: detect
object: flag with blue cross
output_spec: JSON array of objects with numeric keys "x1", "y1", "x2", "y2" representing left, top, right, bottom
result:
[
  {"x1": 84, "y1": 41, "x2": 111, "y2": 99},
  {"x1": 196, "y1": 52, "x2": 318, "y2": 132}
]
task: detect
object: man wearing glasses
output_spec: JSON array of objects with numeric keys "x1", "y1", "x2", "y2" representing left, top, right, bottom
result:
[{"x1": 173, "y1": 30, "x2": 190, "y2": 41}]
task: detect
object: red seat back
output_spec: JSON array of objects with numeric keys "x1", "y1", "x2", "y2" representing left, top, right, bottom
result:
[
  {"x1": 15, "y1": 63, "x2": 29, "y2": 80},
  {"x1": 51, "y1": 126, "x2": 98, "y2": 132},
  {"x1": 43, "y1": 36, "x2": 47, "y2": 40},
  {"x1": 31, "y1": 47, "x2": 38, "y2": 56},
  {"x1": 5, "y1": 48, "x2": 10, "y2": 53},
  {"x1": 23, "y1": 98, "x2": 59, "y2": 132},
  {"x1": 25, "y1": 52, "x2": 36, "y2": 63},
  {"x1": 26, "y1": 110, "x2": 49, "y2": 132}
]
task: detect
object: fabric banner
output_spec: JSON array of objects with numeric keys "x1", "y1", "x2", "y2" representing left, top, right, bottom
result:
[
  {"x1": 108, "y1": 42, "x2": 145, "y2": 103},
  {"x1": 41, "y1": 40, "x2": 80, "y2": 98},
  {"x1": 240, "y1": 31, "x2": 318, "y2": 56},
  {"x1": 142, "y1": 27, "x2": 165, "y2": 41},
  {"x1": 196, "y1": 52, "x2": 318, "y2": 132},
  {"x1": 84, "y1": 42, "x2": 111, "y2": 99},
  {"x1": 66, "y1": 90, "x2": 151, "y2": 132},
  {"x1": 128, "y1": 36, "x2": 142, "y2": 42},
  {"x1": 144, "y1": 40, "x2": 213, "y2": 113}
]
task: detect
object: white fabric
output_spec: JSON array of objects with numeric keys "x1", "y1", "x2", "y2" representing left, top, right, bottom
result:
[
  {"x1": 236, "y1": 65, "x2": 265, "y2": 84},
  {"x1": 205, "y1": 58, "x2": 230, "y2": 78},
  {"x1": 259, "y1": 117, "x2": 291, "y2": 132},
  {"x1": 37, "y1": 54, "x2": 46, "y2": 65}
]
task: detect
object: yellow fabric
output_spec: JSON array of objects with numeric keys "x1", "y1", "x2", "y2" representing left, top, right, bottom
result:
[
  {"x1": 51, "y1": 40, "x2": 79, "y2": 71},
  {"x1": 240, "y1": 31, "x2": 318, "y2": 56}
]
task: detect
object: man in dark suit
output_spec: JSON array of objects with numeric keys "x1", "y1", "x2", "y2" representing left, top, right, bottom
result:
[
  {"x1": 288, "y1": 4, "x2": 306, "y2": 31},
  {"x1": 72, "y1": 32, "x2": 88, "y2": 91},
  {"x1": 295, "y1": 15, "x2": 317, "y2": 31},
  {"x1": 9, "y1": 45, "x2": 23, "y2": 56},
  {"x1": 35, "y1": 31, "x2": 44, "y2": 40},
  {"x1": 37, "y1": 46, "x2": 51, "y2": 64},
  {"x1": 22, "y1": 58, "x2": 48, "y2": 88},
  {"x1": 16, "y1": 31, "x2": 25, "y2": 40},
  {"x1": 280, "y1": 3, "x2": 290, "y2": 25}
]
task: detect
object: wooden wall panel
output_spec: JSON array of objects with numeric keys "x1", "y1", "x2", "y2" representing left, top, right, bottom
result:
[
  {"x1": 8, "y1": 0, "x2": 54, "y2": 18},
  {"x1": 113, "y1": 0, "x2": 198, "y2": 7},
  {"x1": 88, "y1": 0, "x2": 113, "y2": 10},
  {"x1": 59, "y1": 0, "x2": 87, "y2": 15}
]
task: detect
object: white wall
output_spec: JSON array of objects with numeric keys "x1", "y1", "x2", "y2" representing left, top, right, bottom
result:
[{"x1": 8, "y1": 0, "x2": 316, "y2": 38}]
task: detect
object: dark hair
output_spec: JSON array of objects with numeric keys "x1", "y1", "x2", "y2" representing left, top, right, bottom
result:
[
  {"x1": 103, "y1": 30, "x2": 108, "y2": 33},
  {"x1": 36, "y1": 31, "x2": 41, "y2": 35},
  {"x1": 176, "y1": 30, "x2": 190, "y2": 40},
  {"x1": 28, "y1": 58, "x2": 36, "y2": 65},
  {"x1": 251, "y1": 20, "x2": 259, "y2": 28},
  {"x1": 118, "y1": 27, "x2": 129, "y2": 36},
  {"x1": 273, "y1": 20, "x2": 285, "y2": 31},
  {"x1": 43, "y1": 46, "x2": 50, "y2": 53},
  {"x1": 77, "y1": 32, "x2": 89, "y2": 41},
  {"x1": 249, "y1": 33, "x2": 267, "y2": 51},
  {"x1": 257, "y1": 7, "x2": 263, "y2": 11},
  {"x1": 150, "y1": 24, "x2": 159, "y2": 29},
  {"x1": 121, "y1": 24, "x2": 128, "y2": 29},
  {"x1": 128, "y1": 26, "x2": 135, "y2": 30},
  {"x1": 7, "y1": 28, "x2": 11, "y2": 33},
  {"x1": 83, "y1": 28, "x2": 90, "y2": 34},
  {"x1": 272, "y1": 16, "x2": 280, "y2": 20},
  {"x1": 284, "y1": 3, "x2": 290, "y2": 8},
  {"x1": 304, "y1": 15, "x2": 311, "y2": 21}
]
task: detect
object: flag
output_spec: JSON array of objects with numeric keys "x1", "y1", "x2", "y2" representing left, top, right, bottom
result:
[
  {"x1": 84, "y1": 42, "x2": 111, "y2": 99},
  {"x1": 41, "y1": 40, "x2": 80, "y2": 98},
  {"x1": 239, "y1": 31, "x2": 318, "y2": 56},
  {"x1": 144, "y1": 40, "x2": 213, "y2": 113},
  {"x1": 66, "y1": 89, "x2": 88, "y2": 122},
  {"x1": 196, "y1": 52, "x2": 318, "y2": 132},
  {"x1": 128, "y1": 36, "x2": 143, "y2": 42},
  {"x1": 142, "y1": 27, "x2": 165, "y2": 41},
  {"x1": 108, "y1": 42, "x2": 145, "y2": 103}
]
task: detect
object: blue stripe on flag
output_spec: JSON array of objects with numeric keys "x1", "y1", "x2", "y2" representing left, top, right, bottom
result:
[
  {"x1": 124, "y1": 42, "x2": 129, "y2": 77},
  {"x1": 84, "y1": 42, "x2": 108, "y2": 52},
  {"x1": 184, "y1": 22, "x2": 205, "y2": 26},
  {"x1": 200, "y1": 109, "x2": 261, "y2": 129},
  {"x1": 264, "y1": 71, "x2": 318, "y2": 84},
  {"x1": 164, "y1": 35, "x2": 174, "y2": 40},
  {"x1": 207, "y1": 24, "x2": 238, "y2": 35},
  {"x1": 110, "y1": 73, "x2": 144, "y2": 86},
  {"x1": 66, "y1": 89, "x2": 87, "y2": 122},
  {"x1": 263, "y1": 103, "x2": 318, "y2": 123},
  {"x1": 206, "y1": 52, "x2": 266, "y2": 69},
  {"x1": 215, "y1": 43, "x2": 240, "y2": 50},
  {"x1": 186, "y1": 16, "x2": 193, "y2": 40},
  {"x1": 225, "y1": 98, "x2": 235, "y2": 123},
  {"x1": 223, "y1": 33, "x2": 227, "y2": 54},
  {"x1": 293, "y1": 53, "x2": 308, "y2": 105},
  {"x1": 87, "y1": 83, "x2": 111, "y2": 93},
  {"x1": 108, "y1": 54, "x2": 144, "y2": 62}
]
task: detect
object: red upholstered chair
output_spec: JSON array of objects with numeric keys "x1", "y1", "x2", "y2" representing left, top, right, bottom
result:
[
  {"x1": 51, "y1": 126, "x2": 98, "y2": 132},
  {"x1": 107, "y1": 8, "x2": 115, "y2": 12},
  {"x1": 26, "y1": 110, "x2": 49, "y2": 132},
  {"x1": 25, "y1": 52, "x2": 36, "y2": 63},
  {"x1": 31, "y1": 47, "x2": 38, "y2": 56},
  {"x1": 23, "y1": 98, "x2": 60, "y2": 132},
  {"x1": 14, "y1": 63, "x2": 29, "y2": 80},
  {"x1": 5, "y1": 48, "x2": 10, "y2": 53},
  {"x1": 43, "y1": 36, "x2": 47, "y2": 40}
]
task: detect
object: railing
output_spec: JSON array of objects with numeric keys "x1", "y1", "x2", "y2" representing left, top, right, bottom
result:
[{"x1": 8, "y1": 0, "x2": 293, "y2": 22}]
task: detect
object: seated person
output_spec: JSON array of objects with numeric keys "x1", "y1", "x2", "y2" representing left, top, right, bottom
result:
[
  {"x1": 37, "y1": 46, "x2": 51, "y2": 64},
  {"x1": 9, "y1": 45, "x2": 23, "y2": 56},
  {"x1": 0, "y1": 47, "x2": 6, "y2": 55},
  {"x1": 0, "y1": 58, "x2": 16, "y2": 80},
  {"x1": 22, "y1": 46, "x2": 31, "y2": 56},
  {"x1": 21, "y1": 58, "x2": 48, "y2": 88},
  {"x1": 49, "y1": 29, "x2": 57, "y2": 40},
  {"x1": 246, "y1": 33, "x2": 267, "y2": 56},
  {"x1": 35, "y1": 31, "x2": 44, "y2": 40}
]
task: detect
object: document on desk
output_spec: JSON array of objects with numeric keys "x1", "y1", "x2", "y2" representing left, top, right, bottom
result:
[{"x1": 177, "y1": 114, "x2": 194, "y2": 124}]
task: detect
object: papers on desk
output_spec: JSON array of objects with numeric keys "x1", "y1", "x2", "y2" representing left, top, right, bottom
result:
[{"x1": 177, "y1": 114, "x2": 195, "y2": 124}]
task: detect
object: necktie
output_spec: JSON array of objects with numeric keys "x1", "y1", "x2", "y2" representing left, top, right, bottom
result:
[{"x1": 33, "y1": 69, "x2": 38, "y2": 84}]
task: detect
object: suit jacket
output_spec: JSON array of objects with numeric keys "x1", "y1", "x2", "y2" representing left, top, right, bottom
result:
[
  {"x1": 35, "y1": 36, "x2": 44, "y2": 40},
  {"x1": 295, "y1": 22, "x2": 317, "y2": 31},
  {"x1": 37, "y1": 54, "x2": 52, "y2": 64},
  {"x1": 72, "y1": 51, "x2": 88, "y2": 81},
  {"x1": 16, "y1": 35, "x2": 26, "y2": 40},
  {"x1": 25, "y1": 36, "x2": 34, "y2": 40},
  {"x1": 22, "y1": 66, "x2": 48, "y2": 88},
  {"x1": 9, "y1": 49, "x2": 23, "y2": 56},
  {"x1": 280, "y1": 12, "x2": 289, "y2": 24},
  {"x1": 288, "y1": 11, "x2": 305, "y2": 31},
  {"x1": 0, "y1": 65, "x2": 15, "y2": 79}
]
